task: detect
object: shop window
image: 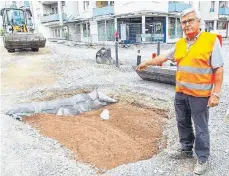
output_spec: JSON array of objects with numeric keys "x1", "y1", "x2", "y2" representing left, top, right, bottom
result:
[
  {"x1": 176, "y1": 18, "x2": 183, "y2": 38},
  {"x1": 145, "y1": 17, "x2": 164, "y2": 42},
  {"x1": 217, "y1": 21, "x2": 227, "y2": 29},
  {"x1": 97, "y1": 20, "x2": 115, "y2": 41},
  {"x1": 106, "y1": 20, "x2": 115, "y2": 41},
  {"x1": 98, "y1": 21, "x2": 106, "y2": 41},
  {"x1": 168, "y1": 17, "x2": 176, "y2": 39},
  {"x1": 205, "y1": 21, "x2": 214, "y2": 32}
]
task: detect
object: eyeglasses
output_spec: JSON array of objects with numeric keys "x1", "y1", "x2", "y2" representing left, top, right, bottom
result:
[{"x1": 181, "y1": 18, "x2": 197, "y2": 26}]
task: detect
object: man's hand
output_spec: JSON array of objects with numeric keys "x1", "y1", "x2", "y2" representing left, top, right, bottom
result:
[
  {"x1": 136, "y1": 63, "x2": 148, "y2": 71},
  {"x1": 208, "y1": 95, "x2": 219, "y2": 107},
  {"x1": 136, "y1": 55, "x2": 168, "y2": 71}
]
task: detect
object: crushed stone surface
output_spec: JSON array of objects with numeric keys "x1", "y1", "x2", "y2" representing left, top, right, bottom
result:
[{"x1": 1, "y1": 38, "x2": 229, "y2": 176}]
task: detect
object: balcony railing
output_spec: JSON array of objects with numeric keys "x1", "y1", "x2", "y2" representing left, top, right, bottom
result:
[
  {"x1": 218, "y1": 7, "x2": 229, "y2": 15},
  {"x1": 168, "y1": 2, "x2": 191, "y2": 12},
  {"x1": 93, "y1": 6, "x2": 114, "y2": 17},
  {"x1": 40, "y1": 13, "x2": 67, "y2": 23}
]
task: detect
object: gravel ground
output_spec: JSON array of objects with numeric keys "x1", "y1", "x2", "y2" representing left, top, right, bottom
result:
[{"x1": 1, "y1": 38, "x2": 229, "y2": 176}]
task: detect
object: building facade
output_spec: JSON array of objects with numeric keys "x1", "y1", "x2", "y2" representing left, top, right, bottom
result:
[
  {"x1": 3, "y1": 1, "x2": 227, "y2": 44},
  {"x1": 200, "y1": 1, "x2": 229, "y2": 37}
]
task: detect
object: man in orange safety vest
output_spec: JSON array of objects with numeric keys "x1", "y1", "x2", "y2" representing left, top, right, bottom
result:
[{"x1": 137, "y1": 8, "x2": 224, "y2": 175}]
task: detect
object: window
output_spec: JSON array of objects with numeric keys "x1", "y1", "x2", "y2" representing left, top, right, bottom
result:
[
  {"x1": 210, "y1": 1, "x2": 215, "y2": 12},
  {"x1": 168, "y1": 17, "x2": 176, "y2": 39},
  {"x1": 211, "y1": 1, "x2": 215, "y2": 8},
  {"x1": 54, "y1": 29, "x2": 60, "y2": 38},
  {"x1": 83, "y1": 1, "x2": 89, "y2": 10},
  {"x1": 168, "y1": 17, "x2": 182, "y2": 39},
  {"x1": 205, "y1": 21, "x2": 214, "y2": 32},
  {"x1": 11, "y1": 1, "x2": 17, "y2": 8},
  {"x1": 52, "y1": 8, "x2": 54, "y2": 14},
  {"x1": 6, "y1": 9, "x2": 25, "y2": 25},
  {"x1": 96, "y1": 1, "x2": 108, "y2": 8},
  {"x1": 110, "y1": 1, "x2": 114, "y2": 6},
  {"x1": 97, "y1": 21, "x2": 106, "y2": 41},
  {"x1": 106, "y1": 20, "x2": 115, "y2": 41},
  {"x1": 83, "y1": 23, "x2": 90, "y2": 37},
  {"x1": 83, "y1": 23, "x2": 86, "y2": 33},
  {"x1": 24, "y1": 1, "x2": 30, "y2": 7},
  {"x1": 176, "y1": 18, "x2": 183, "y2": 38},
  {"x1": 217, "y1": 21, "x2": 227, "y2": 30},
  {"x1": 97, "y1": 20, "x2": 115, "y2": 41},
  {"x1": 219, "y1": 1, "x2": 228, "y2": 8}
]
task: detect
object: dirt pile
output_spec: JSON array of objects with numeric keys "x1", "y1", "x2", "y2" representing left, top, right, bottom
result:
[{"x1": 24, "y1": 103, "x2": 168, "y2": 170}]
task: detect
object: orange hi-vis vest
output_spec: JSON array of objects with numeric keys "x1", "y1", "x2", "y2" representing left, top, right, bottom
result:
[{"x1": 174, "y1": 32, "x2": 217, "y2": 97}]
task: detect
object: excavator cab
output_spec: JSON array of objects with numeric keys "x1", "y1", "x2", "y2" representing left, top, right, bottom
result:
[
  {"x1": 1, "y1": 8, "x2": 29, "y2": 32},
  {"x1": 0, "y1": 8, "x2": 46, "y2": 52}
]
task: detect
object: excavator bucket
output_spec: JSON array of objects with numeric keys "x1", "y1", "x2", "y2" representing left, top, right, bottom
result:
[
  {"x1": 135, "y1": 66, "x2": 176, "y2": 85},
  {"x1": 4, "y1": 33, "x2": 46, "y2": 51}
]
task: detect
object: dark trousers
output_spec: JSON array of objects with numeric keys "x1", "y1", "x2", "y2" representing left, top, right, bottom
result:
[{"x1": 174, "y1": 92, "x2": 210, "y2": 163}]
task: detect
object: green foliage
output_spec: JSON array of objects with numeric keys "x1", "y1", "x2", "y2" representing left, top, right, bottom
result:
[{"x1": 0, "y1": 28, "x2": 3, "y2": 36}]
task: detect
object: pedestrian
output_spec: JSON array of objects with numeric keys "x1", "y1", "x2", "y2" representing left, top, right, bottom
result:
[{"x1": 136, "y1": 8, "x2": 224, "y2": 175}]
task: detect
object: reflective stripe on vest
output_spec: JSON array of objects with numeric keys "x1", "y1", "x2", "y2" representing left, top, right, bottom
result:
[
  {"x1": 176, "y1": 81, "x2": 213, "y2": 90},
  {"x1": 177, "y1": 66, "x2": 213, "y2": 74}
]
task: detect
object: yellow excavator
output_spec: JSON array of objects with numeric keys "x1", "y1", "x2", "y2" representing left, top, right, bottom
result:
[{"x1": 0, "y1": 7, "x2": 46, "y2": 52}]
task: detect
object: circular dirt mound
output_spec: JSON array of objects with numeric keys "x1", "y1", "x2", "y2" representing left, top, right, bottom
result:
[{"x1": 24, "y1": 103, "x2": 168, "y2": 170}]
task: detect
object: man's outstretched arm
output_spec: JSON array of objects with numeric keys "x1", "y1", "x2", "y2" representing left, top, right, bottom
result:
[
  {"x1": 136, "y1": 47, "x2": 175, "y2": 71},
  {"x1": 136, "y1": 54, "x2": 169, "y2": 71}
]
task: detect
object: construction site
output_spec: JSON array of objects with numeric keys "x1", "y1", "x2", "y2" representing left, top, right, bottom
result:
[{"x1": 1, "y1": 37, "x2": 229, "y2": 175}]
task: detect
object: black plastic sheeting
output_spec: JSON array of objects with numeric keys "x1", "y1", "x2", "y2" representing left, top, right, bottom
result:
[{"x1": 5, "y1": 90, "x2": 116, "y2": 120}]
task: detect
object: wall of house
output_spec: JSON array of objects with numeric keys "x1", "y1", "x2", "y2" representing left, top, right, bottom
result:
[
  {"x1": 114, "y1": 1, "x2": 168, "y2": 15},
  {"x1": 67, "y1": 23, "x2": 82, "y2": 41},
  {"x1": 35, "y1": 1, "x2": 228, "y2": 42},
  {"x1": 42, "y1": 3, "x2": 58, "y2": 15},
  {"x1": 63, "y1": 1, "x2": 79, "y2": 18},
  {"x1": 40, "y1": 25, "x2": 52, "y2": 38},
  {"x1": 90, "y1": 20, "x2": 98, "y2": 43},
  {"x1": 30, "y1": 1, "x2": 53, "y2": 38},
  {"x1": 77, "y1": 1, "x2": 95, "y2": 19},
  {"x1": 199, "y1": 1, "x2": 219, "y2": 22}
]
